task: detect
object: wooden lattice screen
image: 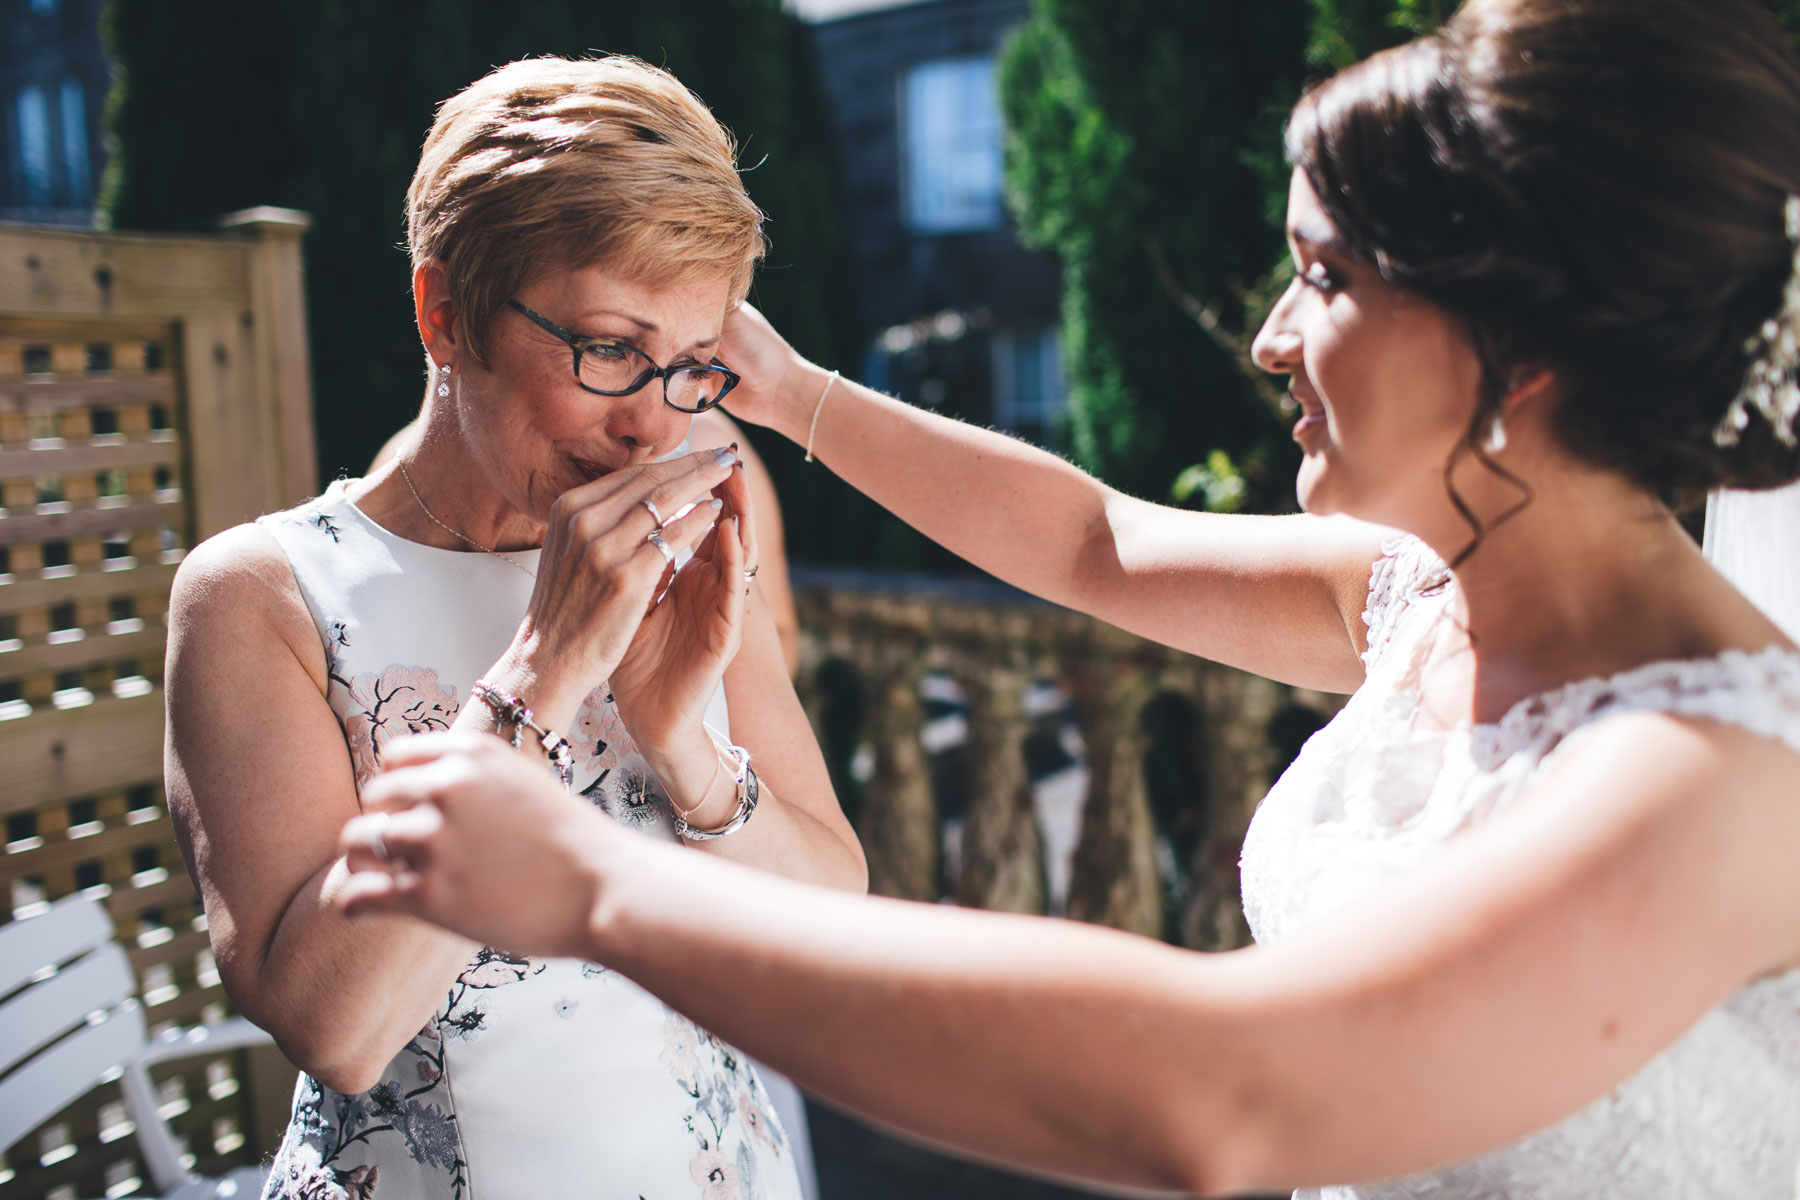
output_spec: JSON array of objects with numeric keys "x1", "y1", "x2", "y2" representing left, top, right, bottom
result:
[{"x1": 0, "y1": 210, "x2": 317, "y2": 1200}]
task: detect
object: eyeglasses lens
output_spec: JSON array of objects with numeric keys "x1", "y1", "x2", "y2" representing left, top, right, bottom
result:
[{"x1": 577, "y1": 344, "x2": 726, "y2": 411}]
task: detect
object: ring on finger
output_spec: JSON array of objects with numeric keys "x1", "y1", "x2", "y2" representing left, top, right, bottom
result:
[
  {"x1": 647, "y1": 529, "x2": 677, "y2": 566},
  {"x1": 639, "y1": 498, "x2": 664, "y2": 527},
  {"x1": 367, "y1": 812, "x2": 393, "y2": 865}
]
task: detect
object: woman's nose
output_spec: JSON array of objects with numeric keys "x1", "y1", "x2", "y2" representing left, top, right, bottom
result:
[
  {"x1": 1251, "y1": 289, "x2": 1302, "y2": 375},
  {"x1": 608, "y1": 387, "x2": 683, "y2": 455}
]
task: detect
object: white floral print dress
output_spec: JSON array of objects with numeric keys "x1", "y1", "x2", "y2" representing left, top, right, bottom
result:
[
  {"x1": 1240, "y1": 536, "x2": 1800, "y2": 1199},
  {"x1": 257, "y1": 480, "x2": 804, "y2": 1200}
]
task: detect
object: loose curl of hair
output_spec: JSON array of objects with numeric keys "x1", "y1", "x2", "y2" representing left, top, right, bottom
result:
[{"x1": 1287, "y1": 0, "x2": 1800, "y2": 551}]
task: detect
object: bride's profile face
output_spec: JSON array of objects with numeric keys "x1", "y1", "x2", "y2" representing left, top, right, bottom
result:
[{"x1": 1252, "y1": 170, "x2": 1486, "y2": 529}]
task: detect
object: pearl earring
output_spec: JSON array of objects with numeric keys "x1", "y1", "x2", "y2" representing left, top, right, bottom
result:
[
  {"x1": 436, "y1": 363, "x2": 452, "y2": 399},
  {"x1": 1482, "y1": 411, "x2": 1508, "y2": 454}
]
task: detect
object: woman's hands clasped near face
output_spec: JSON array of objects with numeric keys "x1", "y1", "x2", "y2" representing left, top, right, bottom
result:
[
  {"x1": 605, "y1": 450, "x2": 756, "y2": 755},
  {"x1": 509, "y1": 446, "x2": 742, "y2": 727}
]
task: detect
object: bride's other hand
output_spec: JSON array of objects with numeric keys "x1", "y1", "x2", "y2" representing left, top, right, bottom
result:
[{"x1": 340, "y1": 733, "x2": 617, "y2": 958}]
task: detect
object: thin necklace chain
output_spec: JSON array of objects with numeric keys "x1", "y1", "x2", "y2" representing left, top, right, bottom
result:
[{"x1": 396, "y1": 458, "x2": 537, "y2": 579}]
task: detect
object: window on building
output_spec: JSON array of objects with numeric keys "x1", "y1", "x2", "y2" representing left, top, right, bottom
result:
[
  {"x1": 901, "y1": 56, "x2": 1004, "y2": 234},
  {"x1": 59, "y1": 78, "x2": 89, "y2": 208},
  {"x1": 990, "y1": 328, "x2": 1066, "y2": 448},
  {"x1": 15, "y1": 85, "x2": 53, "y2": 208}
]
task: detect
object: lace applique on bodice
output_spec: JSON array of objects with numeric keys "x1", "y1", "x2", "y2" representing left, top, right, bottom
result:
[{"x1": 1239, "y1": 536, "x2": 1800, "y2": 1199}]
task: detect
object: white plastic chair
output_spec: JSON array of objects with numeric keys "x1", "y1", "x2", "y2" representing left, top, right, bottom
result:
[{"x1": 0, "y1": 894, "x2": 272, "y2": 1199}]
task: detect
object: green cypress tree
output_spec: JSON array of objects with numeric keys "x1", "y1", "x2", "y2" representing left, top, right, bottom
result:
[{"x1": 1001, "y1": 0, "x2": 1312, "y2": 508}]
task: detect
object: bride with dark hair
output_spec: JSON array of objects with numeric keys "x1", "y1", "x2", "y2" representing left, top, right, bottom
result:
[{"x1": 337, "y1": 2, "x2": 1800, "y2": 1195}]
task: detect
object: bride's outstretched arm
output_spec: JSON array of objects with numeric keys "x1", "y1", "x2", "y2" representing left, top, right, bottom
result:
[
  {"x1": 720, "y1": 304, "x2": 1382, "y2": 693},
  {"x1": 340, "y1": 724, "x2": 1800, "y2": 1196}
]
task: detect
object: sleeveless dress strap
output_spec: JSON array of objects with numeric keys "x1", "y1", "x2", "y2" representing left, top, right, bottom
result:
[{"x1": 1361, "y1": 535, "x2": 1448, "y2": 669}]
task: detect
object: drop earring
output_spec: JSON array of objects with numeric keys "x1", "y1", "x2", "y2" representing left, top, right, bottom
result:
[
  {"x1": 436, "y1": 363, "x2": 452, "y2": 399},
  {"x1": 1482, "y1": 411, "x2": 1508, "y2": 454}
]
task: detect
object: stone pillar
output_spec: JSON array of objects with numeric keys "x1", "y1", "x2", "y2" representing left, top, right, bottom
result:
[
  {"x1": 1181, "y1": 669, "x2": 1292, "y2": 951},
  {"x1": 954, "y1": 644, "x2": 1044, "y2": 914},
  {"x1": 857, "y1": 640, "x2": 938, "y2": 902},
  {"x1": 1065, "y1": 649, "x2": 1162, "y2": 937}
]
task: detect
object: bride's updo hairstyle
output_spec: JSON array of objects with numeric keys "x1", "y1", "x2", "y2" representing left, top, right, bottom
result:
[{"x1": 1288, "y1": 0, "x2": 1800, "y2": 505}]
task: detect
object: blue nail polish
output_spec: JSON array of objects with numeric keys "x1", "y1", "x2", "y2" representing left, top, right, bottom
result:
[{"x1": 712, "y1": 448, "x2": 737, "y2": 467}]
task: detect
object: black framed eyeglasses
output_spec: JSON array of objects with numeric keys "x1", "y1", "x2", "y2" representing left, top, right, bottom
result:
[{"x1": 506, "y1": 299, "x2": 739, "y2": 414}]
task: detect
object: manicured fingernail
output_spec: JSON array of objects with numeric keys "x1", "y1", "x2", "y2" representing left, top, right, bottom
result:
[
  {"x1": 712, "y1": 448, "x2": 738, "y2": 467},
  {"x1": 707, "y1": 498, "x2": 723, "y2": 511}
]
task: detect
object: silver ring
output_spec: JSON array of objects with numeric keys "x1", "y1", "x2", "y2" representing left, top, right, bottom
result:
[
  {"x1": 646, "y1": 530, "x2": 677, "y2": 565},
  {"x1": 639, "y1": 498, "x2": 664, "y2": 527},
  {"x1": 367, "y1": 812, "x2": 393, "y2": 864},
  {"x1": 744, "y1": 564, "x2": 760, "y2": 581}
]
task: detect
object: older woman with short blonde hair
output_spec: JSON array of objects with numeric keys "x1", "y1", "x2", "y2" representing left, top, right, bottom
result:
[{"x1": 165, "y1": 56, "x2": 862, "y2": 1200}]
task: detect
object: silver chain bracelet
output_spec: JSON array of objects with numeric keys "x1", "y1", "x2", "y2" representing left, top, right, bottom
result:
[
  {"x1": 470, "y1": 679, "x2": 575, "y2": 791},
  {"x1": 673, "y1": 727, "x2": 760, "y2": 841}
]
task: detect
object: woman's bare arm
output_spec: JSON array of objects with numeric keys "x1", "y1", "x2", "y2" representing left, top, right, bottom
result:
[
  {"x1": 342, "y1": 715, "x2": 1800, "y2": 1194},
  {"x1": 695, "y1": 582, "x2": 866, "y2": 889},
  {"x1": 164, "y1": 525, "x2": 478, "y2": 1095},
  {"x1": 720, "y1": 305, "x2": 1382, "y2": 693}
]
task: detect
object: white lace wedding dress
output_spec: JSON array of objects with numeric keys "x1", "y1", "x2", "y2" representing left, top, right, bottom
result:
[{"x1": 1239, "y1": 536, "x2": 1800, "y2": 1199}]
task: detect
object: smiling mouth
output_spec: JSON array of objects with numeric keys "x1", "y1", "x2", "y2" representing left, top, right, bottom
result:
[{"x1": 1288, "y1": 389, "x2": 1327, "y2": 439}]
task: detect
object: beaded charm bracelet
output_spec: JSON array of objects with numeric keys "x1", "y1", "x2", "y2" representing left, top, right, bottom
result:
[{"x1": 470, "y1": 679, "x2": 575, "y2": 791}]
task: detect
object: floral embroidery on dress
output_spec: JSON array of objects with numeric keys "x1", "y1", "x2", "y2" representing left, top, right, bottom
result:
[
  {"x1": 331, "y1": 663, "x2": 459, "y2": 789},
  {"x1": 573, "y1": 683, "x2": 677, "y2": 832},
  {"x1": 457, "y1": 946, "x2": 544, "y2": 989},
  {"x1": 261, "y1": 943, "x2": 545, "y2": 1197},
  {"x1": 738, "y1": 1093, "x2": 781, "y2": 1156},
  {"x1": 432, "y1": 950, "x2": 539, "y2": 1046},
  {"x1": 265, "y1": 1065, "x2": 469, "y2": 1200},
  {"x1": 574, "y1": 684, "x2": 627, "y2": 775},
  {"x1": 661, "y1": 1012, "x2": 787, "y2": 1199},
  {"x1": 689, "y1": 1145, "x2": 742, "y2": 1200},
  {"x1": 588, "y1": 766, "x2": 668, "y2": 830}
]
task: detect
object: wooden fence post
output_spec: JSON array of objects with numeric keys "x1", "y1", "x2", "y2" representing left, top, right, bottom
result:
[{"x1": 219, "y1": 207, "x2": 317, "y2": 510}]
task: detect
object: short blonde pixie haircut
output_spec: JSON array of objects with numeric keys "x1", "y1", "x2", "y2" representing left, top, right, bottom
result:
[{"x1": 406, "y1": 56, "x2": 766, "y2": 367}]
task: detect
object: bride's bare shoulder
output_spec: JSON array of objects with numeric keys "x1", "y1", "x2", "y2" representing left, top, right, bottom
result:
[{"x1": 1524, "y1": 704, "x2": 1800, "y2": 970}]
